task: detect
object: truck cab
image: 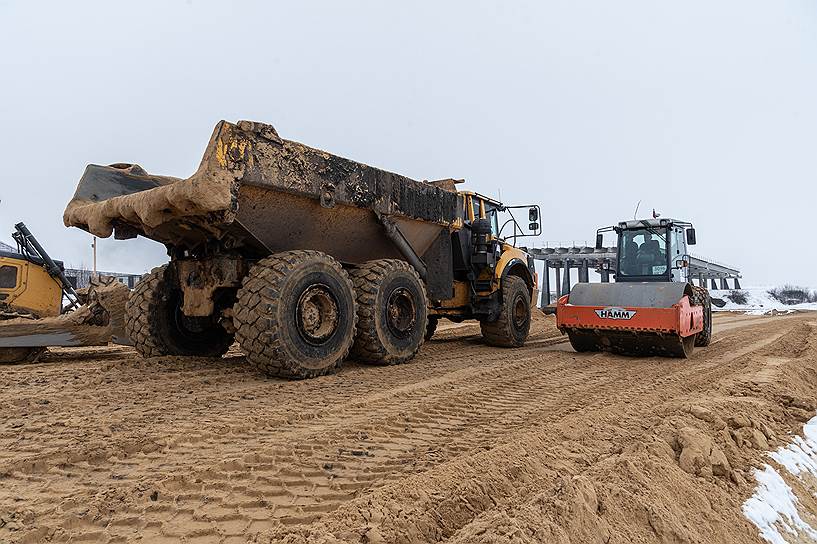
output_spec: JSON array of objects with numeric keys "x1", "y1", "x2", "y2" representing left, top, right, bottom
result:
[{"x1": 438, "y1": 190, "x2": 540, "y2": 321}]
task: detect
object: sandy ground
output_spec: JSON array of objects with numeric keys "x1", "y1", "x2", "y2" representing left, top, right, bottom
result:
[{"x1": 1, "y1": 311, "x2": 817, "y2": 543}]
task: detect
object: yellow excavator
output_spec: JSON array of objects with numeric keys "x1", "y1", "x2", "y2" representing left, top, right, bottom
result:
[{"x1": 0, "y1": 223, "x2": 129, "y2": 363}]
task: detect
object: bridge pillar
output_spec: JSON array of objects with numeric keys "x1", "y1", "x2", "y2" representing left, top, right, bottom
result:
[
  {"x1": 734, "y1": 277, "x2": 741, "y2": 289},
  {"x1": 710, "y1": 278, "x2": 718, "y2": 290},
  {"x1": 601, "y1": 265, "x2": 610, "y2": 283},
  {"x1": 554, "y1": 263, "x2": 561, "y2": 299},
  {"x1": 698, "y1": 274, "x2": 704, "y2": 287},
  {"x1": 579, "y1": 260, "x2": 589, "y2": 283},
  {"x1": 541, "y1": 263, "x2": 550, "y2": 308},
  {"x1": 720, "y1": 278, "x2": 729, "y2": 290},
  {"x1": 562, "y1": 261, "x2": 572, "y2": 295}
]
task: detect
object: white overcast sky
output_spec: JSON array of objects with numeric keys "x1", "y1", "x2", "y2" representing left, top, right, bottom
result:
[{"x1": 0, "y1": 1, "x2": 815, "y2": 285}]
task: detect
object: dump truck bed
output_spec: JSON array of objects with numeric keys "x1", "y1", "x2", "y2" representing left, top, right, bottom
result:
[{"x1": 64, "y1": 120, "x2": 458, "y2": 268}]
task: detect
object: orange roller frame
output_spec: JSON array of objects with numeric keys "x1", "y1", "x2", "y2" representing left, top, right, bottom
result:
[{"x1": 556, "y1": 294, "x2": 703, "y2": 337}]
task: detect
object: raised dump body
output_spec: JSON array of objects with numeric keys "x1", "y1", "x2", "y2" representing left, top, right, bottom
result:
[
  {"x1": 64, "y1": 120, "x2": 538, "y2": 379},
  {"x1": 65, "y1": 120, "x2": 457, "y2": 276}
]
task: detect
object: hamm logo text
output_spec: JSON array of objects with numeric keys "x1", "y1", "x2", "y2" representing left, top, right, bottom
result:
[{"x1": 594, "y1": 307, "x2": 636, "y2": 320}]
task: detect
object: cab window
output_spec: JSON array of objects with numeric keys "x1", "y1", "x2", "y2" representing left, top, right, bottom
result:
[
  {"x1": 674, "y1": 228, "x2": 685, "y2": 256},
  {"x1": 619, "y1": 228, "x2": 668, "y2": 276},
  {"x1": 472, "y1": 199, "x2": 482, "y2": 221},
  {"x1": 484, "y1": 202, "x2": 500, "y2": 236},
  {"x1": 0, "y1": 265, "x2": 18, "y2": 289}
]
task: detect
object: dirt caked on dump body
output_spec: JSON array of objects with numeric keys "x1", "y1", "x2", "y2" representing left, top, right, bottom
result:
[{"x1": 64, "y1": 120, "x2": 457, "y2": 268}]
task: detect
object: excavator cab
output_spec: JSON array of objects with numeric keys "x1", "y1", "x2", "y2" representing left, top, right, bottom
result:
[
  {"x1": 0, "y1": 252, "x2": 63, "y2": 318},
  {"x1": 0, "y1": 223, "x2": 130, "y2": 364},
  {"x1": 558, "y1": 217, "x2": 712, "y2": 358}
]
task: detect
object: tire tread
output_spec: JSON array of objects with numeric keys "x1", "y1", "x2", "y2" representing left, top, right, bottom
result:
[
  {"x1": 480, "y1": 276, "x2": 530, "y2": 347},
  {"x1": 350, "y1": 259, "x2": 427, "y2": 365},
  {"x1": 234, "y1": 250, "x2": 357, "y2": 379}
]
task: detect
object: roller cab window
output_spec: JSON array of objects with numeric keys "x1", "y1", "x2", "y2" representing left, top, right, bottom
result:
[{"x1": 618, "y1": 228, "x2": 669, "y2": 277}]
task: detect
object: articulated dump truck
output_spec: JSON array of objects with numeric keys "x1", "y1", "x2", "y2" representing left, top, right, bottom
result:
[{"x1": 64, "y1": 120, "x2": 540, "y2": 378}]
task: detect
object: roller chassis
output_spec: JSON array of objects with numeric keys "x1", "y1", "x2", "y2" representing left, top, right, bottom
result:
[
  {"x1": 556, "y1": 282, "x2": 710, "y2": 358},
  {"x1": 557, "y1": 291, "x2": 703, "y2": 336}
]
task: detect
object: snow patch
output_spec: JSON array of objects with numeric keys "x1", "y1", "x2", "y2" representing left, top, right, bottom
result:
[
  {"x1": 769, "y1": 419, "x2": 817, "y2": 478},
  {"x1": 744, "y1": 415, "x2": 817, "y2": 543},
  {"x1": 710, "y1": 286, "x2": 817, "y2": 315},
  {"x1": 744, "y1": 465, "x2": 817, "y2": 544}
]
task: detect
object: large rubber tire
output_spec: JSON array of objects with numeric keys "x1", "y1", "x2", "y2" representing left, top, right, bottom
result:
[
  {"x1": 691, "y1": 286, "x2": 712, "y2": 347},
  {"x1": 425, "y1": 316, "x2": 439, "y2": 341},
  {"x1": 125, "y1": 265, "x2": 234, "y2": 358},
  {"x1": 234, "y1": 251, "x2": 357, "y2": 379},
  {"x1": 350, "y1": 260, "x2": 428, "y2": 365},
  {"x1": 480, "y1": 276, "x2": 531, "y2": 347}
]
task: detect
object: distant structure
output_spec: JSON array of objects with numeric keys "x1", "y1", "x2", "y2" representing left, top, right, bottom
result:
[
  {"x1": 0, "y1": 240, "x2": 16, "y2": 253},
  {"x1": 530, "y1": 245, "x2": 742, "y2": 307},
  {"x1": 64, "y1": 269, "x2": 143, "y2": 290}
]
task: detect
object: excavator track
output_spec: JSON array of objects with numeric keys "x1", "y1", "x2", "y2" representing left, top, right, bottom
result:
[{"x1": 0, "y1": 305, "x2": 46, "y2": 364}]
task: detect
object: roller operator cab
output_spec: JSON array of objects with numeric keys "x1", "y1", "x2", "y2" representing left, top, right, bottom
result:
[
  {"x1": 606, "y1": 218, "x2": 697, "y2": 284},
  {"x1": 557, "y1": 218, "x2": 712, "y2": 358}
]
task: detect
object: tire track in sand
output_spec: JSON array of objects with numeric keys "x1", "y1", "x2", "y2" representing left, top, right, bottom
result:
[{"x1": 0, "y1": 314, "x2": 800, "y2": 543}]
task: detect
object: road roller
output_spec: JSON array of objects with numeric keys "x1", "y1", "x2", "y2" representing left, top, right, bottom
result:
[{"x1": 556, "y1": 218, "x2": 711, "y2": 357}]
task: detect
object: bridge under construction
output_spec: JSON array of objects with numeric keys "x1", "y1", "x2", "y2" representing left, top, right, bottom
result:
[{"x1": 530, "y1": 245, "x2": 741, "y2": 307}]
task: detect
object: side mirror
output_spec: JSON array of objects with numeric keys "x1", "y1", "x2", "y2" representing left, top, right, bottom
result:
[
  {"x1": 529, "y1": 207, "x2": 539, "y2": 221},
  {"x1": 686, "y1": 228, "x2": 697, "y2": 245},
  {"x1": 529, "y1": 222, "x2": 539, "y2": 232},
  {"x1": 595, "y1": 233, "x2": 604, "y2": 249}
]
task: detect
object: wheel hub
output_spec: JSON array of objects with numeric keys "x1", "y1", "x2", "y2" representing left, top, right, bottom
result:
[
  {"x1": 297, "y1": 284, "x2": 339, "y2": 345},
  {"x1": 512, "y1": 296, "x2": 527, "y2": 328},
  {"x1": 386, "y1": 287, "x2": 416, "y2": 338}
]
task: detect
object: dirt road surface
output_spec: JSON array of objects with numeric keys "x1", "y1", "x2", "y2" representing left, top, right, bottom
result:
[{"x1": 2, "y1": 312, "x2": 816, "y2": 543}]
